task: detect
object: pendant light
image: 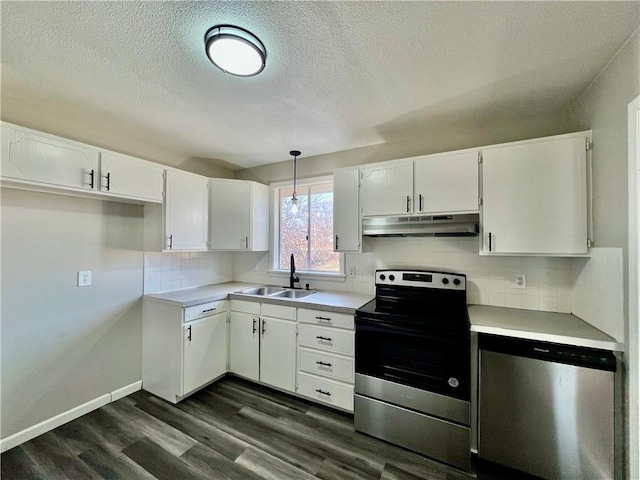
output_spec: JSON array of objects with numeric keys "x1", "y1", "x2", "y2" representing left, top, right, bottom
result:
[
  {"x1": 290, "y1": 150, "x2": 301, "y2": 214},
  {"x1": 204, "y1": 25, "x2": 266, "y2": 77}
]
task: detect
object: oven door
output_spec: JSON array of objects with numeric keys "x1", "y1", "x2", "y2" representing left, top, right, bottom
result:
[{"x1": 355, "y1": 316, "x2": 470, "y2": 401}]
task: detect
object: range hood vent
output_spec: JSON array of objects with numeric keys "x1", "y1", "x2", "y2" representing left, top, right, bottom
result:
[{"x1": 362, "y1": 214, "x2": 479, "y2": 237}]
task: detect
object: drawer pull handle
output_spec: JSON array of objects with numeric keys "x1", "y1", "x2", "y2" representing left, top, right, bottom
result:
[
  {"x1": 202, "y1": 308, "x2": 217, "y2": 313},
  {"x1": 316, "y1": 336, "x2": 333, "y2": 342},
  {"x1": 315, "y1": 389, "x2": 331, "y2": 396},
  {"x1": 315, "y1": 316, "x2": 332, "y2": 322},
  {"x1": 316, "y1": 361, "x2": 332, "y2": 367}
]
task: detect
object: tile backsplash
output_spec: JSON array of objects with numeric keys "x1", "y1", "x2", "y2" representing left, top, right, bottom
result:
[{"x1": 143, "y1": 251, "x2": 233, "y2": 294}]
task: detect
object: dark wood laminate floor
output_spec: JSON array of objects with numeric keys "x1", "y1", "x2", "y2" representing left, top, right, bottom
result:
[{"x1": 1, "y1": 376, "x2": 517, "y2": 480}]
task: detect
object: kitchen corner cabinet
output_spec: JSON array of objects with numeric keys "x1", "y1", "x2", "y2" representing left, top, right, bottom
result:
[
  {"x1": 361, "y1": 160, "x2": 414, "y2": 216},
  {"x1": 166, "y1": 170, "x2": 209, "y2": 250},
  {"x1": 333, "y1": 167, "x2": 361, "y2": 252},
  {"x1": 142, "y1": 299, "x2": 228, "y2": 403},
  {"x1": 209, "y1": 179, "x2": 269, "y2": 251},
  {"x1": 99, "y1": 151, "x2": 164, "y2": 202},
  {"x1": 229, "y1": 300, "x2": 297, "y2": 393},
  {"x1": 1, "y1": 123, "x2": 99, "y2": 192},
  {"x1": 414, "y1": 151, "x2": 479, "y2": 214},
  {"x1": 481, "y1": 132, "x2": 589, "y2": 255}
]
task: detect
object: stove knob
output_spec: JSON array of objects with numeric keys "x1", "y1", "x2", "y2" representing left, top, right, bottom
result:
[
  {"x1": 389, "y1": 275, "x2": 395, "y2": 281},
  {"x1": 379, "y1": 274, "x2": 386, "y2": 281},
  {"x1": 442, "y1": 278, "x2": 449, "y2": 285},
  {"x1": 453, "y1": 278, "x2": 461, "y2": 286}
]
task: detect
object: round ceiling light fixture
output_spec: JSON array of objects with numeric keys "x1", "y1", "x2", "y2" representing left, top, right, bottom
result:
[{"x1": 204, "y1": 25, "x2": 266, "y2": 77}]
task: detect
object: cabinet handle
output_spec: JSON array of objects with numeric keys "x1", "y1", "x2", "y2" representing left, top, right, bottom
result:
[
  {"x1": 316, "y1": 336, "x2": 333, "y2": 342},
  {"x1": 261, "y1": 319, "x2": 266, "y2": 335},
  {"x1": 187, "y1": 325, "x2": 192, "y2": 342},
  {"x1": 105, "y1": 172, "x2": 111, "y2": 191},
  {"x1": 315, "y1": 389, "x2": 331, "y2": 396},
  {"x1": 419, "y1": 194, "x2": 423, "y2": 212},
  {"x1": 202, "y1": 308, "x2": 216, "y2": 313},
  {"x1": 335, "y1": 235, "x2": 339, "y2": 250},
  {"x1": 315, "y1": 316, "x2": 332, "y2": 323},
  {"x1": 87, "y1": 169, "x2": 95, "y2": 189},
  {"x1": 168, "y1": 234, "x2": 173, "y2": 250},
  {"x1": 488, "y1": 232, "x2": 492, "y2": 252},
  {"x1": 252, "y1": 318, "x2": 257, "y2": 334},
  {"x1": 406, "y1": 195, "x2": 411, "y2": 213},
  {"x1": 245, "y1": 236, "x2": 248, "y2": 249},
  {"x1": 316, "y1": 361, "x2": 332, "y2": 367}
]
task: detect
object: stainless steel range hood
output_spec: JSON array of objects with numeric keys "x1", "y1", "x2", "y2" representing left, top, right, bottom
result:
[{"x1": 362, "y1": 214, "x2": 479, "y2": 237}]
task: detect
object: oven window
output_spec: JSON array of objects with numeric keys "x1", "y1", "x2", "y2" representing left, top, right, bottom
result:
[{"x1": 356, "y1": 320, "x2": 470, "y2": 400}]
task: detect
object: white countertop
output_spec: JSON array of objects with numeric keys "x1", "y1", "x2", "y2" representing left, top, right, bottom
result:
[
  {"x1": 468, "y1": 305, "x2": 623, "y2": 351},
  {"x1": 145, "y1": 282, "x2": 374, "y2": 314}
]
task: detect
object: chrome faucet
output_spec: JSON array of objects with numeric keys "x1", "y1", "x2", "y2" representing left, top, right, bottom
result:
[{"x1": 289, "y1": 253, "x2": 300, "y2": 289}]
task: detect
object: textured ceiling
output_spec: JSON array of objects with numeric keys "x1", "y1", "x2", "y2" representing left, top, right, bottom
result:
[{"x1": 1, "y1": 1, "x2": 639, "y2": 169}]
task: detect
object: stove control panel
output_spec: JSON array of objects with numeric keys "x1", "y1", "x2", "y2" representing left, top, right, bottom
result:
[{"x1": 376, "y1": 269, "x2": 465, "y2": 290}]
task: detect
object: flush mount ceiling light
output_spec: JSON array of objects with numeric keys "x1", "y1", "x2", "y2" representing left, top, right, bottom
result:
[
  {"x1": 204, "y1": 25, "x2": 266, "y2": 77},
  {"x1": 290, "y1": 150, "x2": 301, "y2": 214}
]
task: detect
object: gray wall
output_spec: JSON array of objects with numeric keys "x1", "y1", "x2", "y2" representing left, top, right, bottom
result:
[
  {"x1": 1, "y1": 189, "x2": 144, "y2": 438},
  {"x1": 234, "y1": 110, "x2": 571, "y2": 184}
]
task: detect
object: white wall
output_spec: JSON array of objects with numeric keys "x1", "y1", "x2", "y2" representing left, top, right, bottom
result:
[{"x1": 1, "y1": 189, "x2": 144, "y2": 439}]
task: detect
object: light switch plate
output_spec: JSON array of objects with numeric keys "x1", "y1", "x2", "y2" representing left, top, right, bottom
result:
[{"x1": 78, "y1": 270, "x2": 92, "y2": 287}]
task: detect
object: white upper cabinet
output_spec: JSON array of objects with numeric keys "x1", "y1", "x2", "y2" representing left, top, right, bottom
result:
[
  {"x1": 1, "y1": 123, "x2": 99, "y2": 192},
  {"x1": 100, "y1": 152, "x2": 164, "y2": 203},
  {"x1": 481, "y1": 132, "x2": 589, "y2": 255},
  {"x1": 209, "y1": 179, "x2": 269, "y2": 251},
  {"x1": 414, "y1": 151, "x2": 479, "y2": 214},
  {"x1": 164, "y1": 169, "x2": 209, "y2": 251},
  {"x1": 361, "y1": 161, "x2": 414, "y2": 216},
  {"x1": 333, "y1": 167, "x2": 361, "y2": 252}
]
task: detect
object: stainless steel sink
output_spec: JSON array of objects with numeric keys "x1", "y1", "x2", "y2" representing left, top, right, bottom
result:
[
  {"x1": 239, "y1": 286, "x2": 286, "y2": 296},
  {"x1": 272, "y1": 289, "x2": 317, "y2": 299}
]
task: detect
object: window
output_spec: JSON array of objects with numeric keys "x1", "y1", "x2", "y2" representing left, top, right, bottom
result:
[{"x1": 276, "y1": 180, "x2": 341, "y2": 274}]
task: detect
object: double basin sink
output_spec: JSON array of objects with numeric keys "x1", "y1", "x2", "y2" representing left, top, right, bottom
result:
[{"x1": 238, "y1": 286, "x2": 318, "y2": 299}]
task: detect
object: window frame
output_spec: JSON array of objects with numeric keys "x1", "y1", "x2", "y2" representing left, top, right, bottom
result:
[{"x1": 269, "y1": 175, "x2": 345, "y2": 279}]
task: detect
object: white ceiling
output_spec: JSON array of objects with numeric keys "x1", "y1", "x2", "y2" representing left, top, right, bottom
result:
[{"x1": 1, "y1": 1, "x2": 639, "y2": 170}]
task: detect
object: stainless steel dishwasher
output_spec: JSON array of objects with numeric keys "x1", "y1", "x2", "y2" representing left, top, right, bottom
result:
[{"x1": 479, "y1": 334, "x2": 616, "y2": 480}]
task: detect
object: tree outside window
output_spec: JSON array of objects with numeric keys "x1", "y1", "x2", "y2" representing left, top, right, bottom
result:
[{"x1": 278, "y1": 182, "x2": 340, "y2": 273}]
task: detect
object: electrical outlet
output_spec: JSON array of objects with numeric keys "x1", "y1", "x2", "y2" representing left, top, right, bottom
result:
[
  {"x1": 348, "y1": 266, "x2": 356, "y2": 278},
  {"x1": 252, "y1": 263, "x2": 259, "y2": 272},
  {"x1": 78, "y1": 270, "x2": 92, "y2": 287},
  {"x1": 514, "y1": 273, "x2": 526, "y2": 290}
]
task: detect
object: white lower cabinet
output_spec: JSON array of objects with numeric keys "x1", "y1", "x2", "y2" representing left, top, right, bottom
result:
[
  {"x1": 296, "y1": 308, "x2": 355, "y2": 412},
  {"x1": 142, "y1": 299, "x2": 228, "y2": 403},
  {"x1": 229, "y1": 300, "x2": 297, "y2": 393}
]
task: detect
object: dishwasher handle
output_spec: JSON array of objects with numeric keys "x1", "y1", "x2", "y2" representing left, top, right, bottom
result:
[{"x1": 479, "y1": 334, "x2": 616, "y2": 372}]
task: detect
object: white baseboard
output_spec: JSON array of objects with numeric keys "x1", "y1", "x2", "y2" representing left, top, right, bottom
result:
[
  {"x1": 111, "y1": 380, "x2": 142, "y2": 402},
  {"x1": 1, "y1": 380, "x2": 143, "y2": 453}
]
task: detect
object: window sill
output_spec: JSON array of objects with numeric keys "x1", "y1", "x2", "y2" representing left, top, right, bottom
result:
[{"x1": 267, "y1": 270, "x2": 347, "y2": 282}]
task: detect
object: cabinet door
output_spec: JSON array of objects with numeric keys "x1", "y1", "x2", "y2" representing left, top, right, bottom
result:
[
  {"x1": 361, "y1": 161, "x2": 413, "y2": 216},
  {"x1": 182, "y1": 312, "x2": 227, "y2": 395},
  {"x1": 229, "y1": 311, "x2": 259, "y2": 381},
  {"x1": 165, "y1": 170, "x2": 209, "y2": 251},
  {"x1": 333, "y1": 167, "x2": 361, "y2": 252},
  {"x1": 414, "y1": 152, "x2": 479, "y2": 214},
  {"x1": 260, "y1": 317, "x2": 297, "y2": 392},
  {"x1": 100, "y1": 152, "x2": 164, "y2": 202},
  {"x1": 482, "y1": 135, "x2": 588, "y2": 255},
  {"x1": 1, "y1": 124, "x2": 99, "y2": 191},
  {"x1": 209, "y1": 180, "x2": 251, "y2": 250}
]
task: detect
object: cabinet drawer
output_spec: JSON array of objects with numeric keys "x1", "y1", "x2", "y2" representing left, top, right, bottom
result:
[
  {"x1": 261, "y1": 303, "x2": 296, "y2": 321},
  {"x1": 299, "y1": 347, "x2": 354, "y2": 383},
  {"x1": 297, "y1": 371, "x2": 354, "y2": 412},
  {"x1": 230, "y1": 299, "x2": 260, "y2": 315},
  {"x1": 184, "y1": 300, "x2": 227, "y2": 322},
  {"x1": 298, "y1": 308, "x2": 354, "y2": 329},
  {"x1": 298, "y1": 324, "x2": 354, "y2": 356}
]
